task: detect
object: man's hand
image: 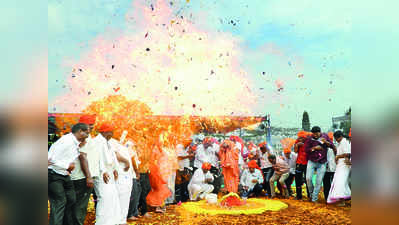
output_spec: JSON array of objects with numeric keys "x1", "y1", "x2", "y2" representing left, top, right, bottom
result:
[
  {"x1": 48, "y1": 159, "x2": 53, "y2": 166},
  {"x1": 103, "y1": 173, "x2": 110, "y2": 184},
  {"x1": 136, "y1": 173, "x2": 140, "y2": 180},
  {"x1": 320, "y1": 138, "x2": 327, "y2": 144},
  {"x1": 296, "y1": 142, "x2": 304, "y2": 147},
  {"x1": 243, "y1": 186, "x2": 249, "y2": 191},
  {"x1": 124, "y1": 164, "x2": 130, "y2": 172},
  {"x1": 86, "y1": 177, "x2": 94, "y2": 188},
  {"x1": 335, "y1": 155, "x2": 340, "y2": 163},
  {"x1": 205, "y1": 178, "x2": 212, "y2": 183},
  {"x1": 251, "y1": 179, "x2": 258, "y2": 184},
  {"x1": 67, "y1": 162, "x2": 75, "y2": 173},
  {"x1": 344, "y1": 158, "x2": 352, "y2": 166},
  {"x1": 312, "y1": 145, "x2": 322, "y2": 152},
  {"x1": 79, "y1": 140, "x2": 87, "y2": 148},
  {"x1": 113, "y1": 170, "x2": 119, "y2": 181}
]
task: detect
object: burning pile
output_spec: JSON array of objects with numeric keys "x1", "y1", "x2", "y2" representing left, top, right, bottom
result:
[{"x1": 220, "y1": 192, "x2": 246, "y2": 207}]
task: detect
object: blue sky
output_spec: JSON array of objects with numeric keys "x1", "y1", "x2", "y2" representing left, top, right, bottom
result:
[{"x1": 48, "y1": 0, "x2": 399, "y2": 130}]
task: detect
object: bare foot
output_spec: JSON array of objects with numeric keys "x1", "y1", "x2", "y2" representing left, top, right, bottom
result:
[
  {"x1": 142, "y1": 213, "x2": 151, "y2": 218},
  {"x1": 127, "y1": 216, "x2": 138, "y2": 221}
]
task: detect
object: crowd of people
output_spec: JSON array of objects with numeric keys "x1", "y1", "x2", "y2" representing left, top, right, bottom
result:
[{"x1": 48, "y1": 115, "x2": 351, "y2": 225}]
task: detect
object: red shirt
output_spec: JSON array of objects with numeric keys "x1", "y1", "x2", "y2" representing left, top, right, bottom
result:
[{"x1": 295, "y1": 139, "x2": 308, "y2": 165}]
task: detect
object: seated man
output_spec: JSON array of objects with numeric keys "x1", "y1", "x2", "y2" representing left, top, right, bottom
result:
[
  {"x1": 268, "y1": 154, "x2": 290, "y2": 198},
  {"x1": 188, "y1": 162, "x2": 214, "y2": 201},
  {"x1": 240, "y1": 160, "x2": 264, "y2": 198}
]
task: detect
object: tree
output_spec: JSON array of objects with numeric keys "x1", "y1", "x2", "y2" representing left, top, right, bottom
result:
[
  {"x1": 302, "y1": 111, "x2": 310, "y2": 131},
  {"x1": 341, "y1": 107, "x2": 352, "y2": 135}
]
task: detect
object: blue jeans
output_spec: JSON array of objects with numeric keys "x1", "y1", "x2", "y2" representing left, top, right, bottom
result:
[{"x1": 306, "y1": 161, "x2": 326, "y2": 202}]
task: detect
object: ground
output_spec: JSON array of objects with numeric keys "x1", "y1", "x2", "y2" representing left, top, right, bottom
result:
[{"x1": 79, "y1": 197, "x2": 351, "y2": 225}]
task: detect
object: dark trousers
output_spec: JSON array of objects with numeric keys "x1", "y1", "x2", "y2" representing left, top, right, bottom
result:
[
  {"x1": 48, "y1": 170, "x2": 76, "y2": 225},
  {"x1": 295, "y1": 164, "x2": 310, "y2": 199},
  {"x1": 175, "y1": 170, "x2": 190, "y2": 203},
  {"x1": 127, "y1": 178, "x2": 141, "y2": 218},
  {"x1": 210, "y1": 166, "x2": 222, "y2": 194},
  {"x1": 240, "y1": 183, "x2": 263, "y2": 198},
  {"x1": 323, "y1": 172, "x2": 335, "y2": 201},
  {"x1": 72, "y1": 178, "x2": 93, "y2": 225},
  {"x1": 137, "y1": 173, "x2": 150, "y2": 216},
  {"x1": 261, "y1": 167, "x2": 274, "y2": 196}
]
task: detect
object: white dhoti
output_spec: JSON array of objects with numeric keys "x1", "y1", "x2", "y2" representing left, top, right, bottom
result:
[
  {"x1": 165, "y1": 173, "x2": 176, "y2": 204},
  {"x1": 94, "y1": 177, "x2": 121, "y2": 225},
  {"x1": 327, "y1": 163, "x2": 351, "y2": 203},
  {"x1": 116, "y1": 176, "x2": 133, "y2": 224},
  {"x1": 188, "y1": 183, "x2": 214, "y2": 200}
]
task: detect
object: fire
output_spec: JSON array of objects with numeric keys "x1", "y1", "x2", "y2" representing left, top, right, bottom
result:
[{"x1": 80, "y1": 95, "x2": 261, "y2": 170}]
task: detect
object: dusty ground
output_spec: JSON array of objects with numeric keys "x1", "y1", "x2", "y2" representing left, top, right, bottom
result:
[{"x1": 78, "y1": 197, "x2": 351, "y2": 225}]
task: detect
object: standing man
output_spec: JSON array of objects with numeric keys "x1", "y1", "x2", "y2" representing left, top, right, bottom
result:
[
  {"x1": 135, "y1": 142, "x2": 152, "y2": 218},
  {"x1": 110, "y1": 138, "x2": 133, "y2": 225},
  {"x1": 194, "y1": 138, "x2": 221, "y2": 194},
  {"x1": 258, "y1": 142, "x2": 274, "y2": 198},
  {"x1": 305, "y1": 126, "x2": 335, "y2": 203},
  {"x1": 126, "y1": 141, "x2": 141, "y2": 222},
  {"x1": 323, "y1": 144, "x2": 336, "y2": 203},
  {"x1": 294, "y1": 131, "x2": 310, "y2": 200},
  {"x1": 92, "y1": 123, "x2": 121, "y2": 225},
  {"x1": 70, "y1": 115, "x2": 99, "y2": 225},
  {"x1": 48, "y1": 123, "x2": 88, "y2": 225}
]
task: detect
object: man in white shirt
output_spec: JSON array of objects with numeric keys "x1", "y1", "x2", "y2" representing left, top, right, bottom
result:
[
  {"x1": 268, "y1": 154, "x2": 290, "y2": 198},
  {"x1": 258, "y1": 142, "x2": 274, "y2": 197},
  {"x1": 240, "y1": 160, "x2": 264, "y2": 198},
  {"x1": 281, "y1": 149, "x2": 297, "y2": 197},
  {"x1": 188, "y1": 162, "x2": 214, "y2": 200},
  {"x1": 92, "y1": 123, "x2": 121, "y2": 225},
  {"x1": 70, "y1": 115, "x2": 99, "y2": 225},
  {"x1": 323, "y1": 146, "x2": 336, "y2": 202},
  {"x1": 48, "y1": 123, "x2": 89, "y2": 225},
  {"x1": 194, "y1": 138, "x2": 221, "y2": 194}
]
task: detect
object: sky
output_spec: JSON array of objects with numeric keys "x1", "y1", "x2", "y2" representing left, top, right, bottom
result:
[{"x1": 48, "y1": 0, "x2": 399, "y2": 130}]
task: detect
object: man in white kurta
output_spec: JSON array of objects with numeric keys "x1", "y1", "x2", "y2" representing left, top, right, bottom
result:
[
  {"x1": 327, "y1": 131, "x2": 351, "y2": 205},
  {"x1": 109, "y1": 138, "x2": 133, "y2": 224},
  {"x1": 188, "y1": 163, "x2": 214, "y2": 200},
  {"x1": 92, "y1": 124, "x2": 121, "y2": 225}
]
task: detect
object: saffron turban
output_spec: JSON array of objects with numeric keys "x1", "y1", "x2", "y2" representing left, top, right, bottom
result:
[
  {"x1": 247, "y1": 160, "x2": 259, "y2": 169},
  {"x1": 190, "y1": 145, "x2": 197, "y2": 151},
  {"x1": 202, "y1": 162, "x2": 212, "y2": 170},
  {"x1": 79, "y1": 115, "x2": 96, "y2": 125},
  {"x1": 258, "y1": 141, "x2": 267, "y2": 148},
  {"x1": 98, "y1": 123, "x2": 114, "y2": 132},
  {"x1": 283, "y1": 148, "x2": 291, "y2": 154},
  {"x1": 328, "y1": 132, "x2": 334, "y2": 141},
  {"x1": 298, "y1": 130, "x2": 310, "y2": 138}
]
